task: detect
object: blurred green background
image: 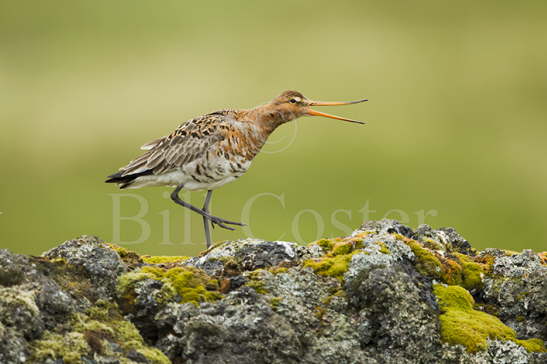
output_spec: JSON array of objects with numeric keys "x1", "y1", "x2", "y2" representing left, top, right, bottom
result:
[{"x1": 1, "y1": 0, "x2": 546, "y2": 256}]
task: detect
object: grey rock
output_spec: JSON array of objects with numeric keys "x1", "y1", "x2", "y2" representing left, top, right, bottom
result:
[
  {"x1": 483, "y1": 250, "x2": 547, "y2": 339},
  {"x1": 43, "y1": 235, "x2": 125, "y2": 299},
  {"x1": 185, "y1": 238, "x2": 300, "y2": 276},
  {"x1": 1, "y1": 221, "x2": 545, "y2": 363}
]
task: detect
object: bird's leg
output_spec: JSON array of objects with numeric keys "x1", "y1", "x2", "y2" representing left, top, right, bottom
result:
[
  {"x1": 170, "y1": 185, "x2": 244, "y2": 231},
  {"x1": 202, "y1": 190, "x2": 213, "y2": 248}
]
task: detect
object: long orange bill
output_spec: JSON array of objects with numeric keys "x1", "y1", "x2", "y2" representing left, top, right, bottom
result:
[{"x1": 306, "y1": 98, "x2": 367, "y2": 124}]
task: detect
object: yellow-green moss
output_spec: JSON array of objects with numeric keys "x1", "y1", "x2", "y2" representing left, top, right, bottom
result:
[
  {"x1": 31, "y1": 301, "x2": 170, "y2": 364},
  {"x1": 515, "y1": 338, "x2": 547, "y2": 352},
  {"x1": 269, "y1": 266, "x2": 289, "y2": 274},
  {"x1": 422, "y1": 237, "x2": 444, "y2": 251},
  {"x1": 313, "y1": 305, "x2": 327, "y2": 320},
  {"x1": 312, "y1": 238, "x2": 335, "y2": 253},
  {"x1": 434, "y1": 285, "x2": 546, "y2": 353},
  {"x1": 376, "y1": 242, "x2": 391, "y2": 254},
  {"x1": 245, "y1": 270, "x2": 269, "y2": 294},
  {"x1": 406, "y1": 240, "x2": 443, "y2": 278},
  {"x1": 142, "y1": 266, "x2": 221, "y2": 304},
  {"x1": 270, "y1": 296, "x2": 282, "y2": 308},
  {"x1": 392, "y1": 233, "x2": 406, "y2": 241},
  {"x1": 304, "y1": 253, "x2": 356, "y2": 280},
  {"x1": 31, "y1": 332, "x2": 90, "y2": 364},
  {"x1": 453, "y1": 253, "x2": 490, "y2": 290},
  {"x1": 404, "y1": 239, "x2": 492, "y2": 290},
  {"x1": 117, "y1": 266, "x2": 222, "y2": 307},
  {"x1": 332, "y1": 242, "x2": 353, "y2": 255},
  {"x1": 321, "y1": 289, "x2": 347, "y2": 305},
  {"x1": 105, "y1": 243, "x2": 131, "y2": 257},
  {"x1": 141, "y1": 255, "x2": 190, "y2": 264},
  {"x1": 105, "y1": 243, "x2": 143, "y2": 266},
  {"x1": 304, "y1": 237, "x2": 366, "y2": 281},
  {"x1": 246, "y1": 280, "x2": 268, "y2": 294}
]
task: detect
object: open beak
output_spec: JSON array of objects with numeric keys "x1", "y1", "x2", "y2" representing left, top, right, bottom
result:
[{"x1": 306, "y1": 98, "x2": 367, "y2": 124}]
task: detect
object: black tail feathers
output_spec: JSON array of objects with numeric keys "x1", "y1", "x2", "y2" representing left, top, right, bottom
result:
[{"x1": 105, "y1": 169, "x2": 153, "y2": 189}]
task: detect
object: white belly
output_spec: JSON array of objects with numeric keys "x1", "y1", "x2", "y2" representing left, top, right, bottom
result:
[{"x1": 126, "y1": 157, "x2": 250, "y2": 191}]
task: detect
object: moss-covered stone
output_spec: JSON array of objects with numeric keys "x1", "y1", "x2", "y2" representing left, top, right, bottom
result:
[
  {"x1": 105, "y1": 242, "x2": 143, "y2": 267},
  {"x1": 433, "y1": 284, "x2": 546, "y2": 353},
  {"x1": 405, "y1": 239, "x2": 443, "y2": 278},
  {"x1": 30, "y1": 300, "x2": 170, "y2": 363},
  {"x1": 270, "y1": 296, "x2": 282, "y2": 308},
  {"x1": 304, "y1": 237, "x2": 368, "y2": 281},
  {"x1": 376, "y1": 242, "x2": 391, "y2": 254},
  {"x1": 245, "y1": 270, "x2": 269, "y2": 294},
  {"x1": 403, "y1": 238, "x2": 492, "y2": 290},
  {"x1": 269, "y1": 266, "x2": 289, "y2": 274},
  {"x1": 321, "y1": 289, "x2": 347, "y2": 305},
  {"x1": 304, "y1": 253, "x2": 357, "y2": 280},
  {"x1": 141, "y1": 255, "x2": 190, "y2": 264},
  {"x1": 315, "y1": 238, "x2": 335, "y2": 253},
  {"x1": 117, "y1": 266, "x2": 222, "y2": 307},
  {"x1": 31, "y1": 331, "x2": 90, "y2": 364},
  {"x1": 453, "y1": 253, "x2": 489, "y2": 290},
  {"x1": 515, "y1": 338, "x2": 547, "y2": 352}
]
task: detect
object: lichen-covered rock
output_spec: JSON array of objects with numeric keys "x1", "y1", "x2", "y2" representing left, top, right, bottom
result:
[
  {"x1": 482, "y1": 249, "x2": 547, "y2": 340},
  {"x1": 0, "y1": 220, "x2": 545, "y2": 363},
  {"x1": 185, "y1": 238, "x2": 301, "y2": 277},
  {"x1": 43, "y1": 235, "x2": 126, "y2": 299}
]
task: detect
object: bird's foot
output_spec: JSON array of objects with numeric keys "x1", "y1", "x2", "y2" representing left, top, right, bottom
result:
[{"x1": 207, "y1": 215, "x2": 245, "y2": 231}]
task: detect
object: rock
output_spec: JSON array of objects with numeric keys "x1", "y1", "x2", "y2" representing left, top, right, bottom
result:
[
  {"x1": 43, "y1": 235, "x2": 126, "y2": 299},
  {"x1": 0, "y1": 220, "x2": 545, "y2": 363},
  {"x1": 482, "y1": 250, "x2": 547, "y2": 340}
]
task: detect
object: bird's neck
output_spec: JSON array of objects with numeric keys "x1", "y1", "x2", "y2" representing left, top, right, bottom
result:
[{"x1": 242, "y1": 105, "x2": 291, "y2": 135}]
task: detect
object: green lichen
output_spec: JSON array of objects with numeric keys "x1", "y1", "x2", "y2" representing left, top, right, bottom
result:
[
  {"x1": 422, "y1": 237, "x2": 444, "y2": 251},
  {"x1": 321, "y1": 289, "x2": 347, "y2": 305},
  {"x1": 31, "y1": 300, "x2": 170, "y2": 363},
  {"x1": 246, "y1": 279, "x2": 268, "y2": 294},
  {"x1": 304, "y1": 253, "x2": 356, "y2": 280},
  {"x1": 405, "y1": 239, "x2": 443, "y2": 278},
  {"x1": 117, "y1": 266, "x2": 222, "y2": 307},
  {"x1": 404, "y1": 238, "x2": 491, "y2": 290},
  {"x1": 314, "y1": 238, "x2": 335, "y2": 253},
  {"x1": 313, "y1": 305, "x2": 327, "y2": 320},
  {"x1": 304, "y1": 237, "x2": 365, "y2": 281},
  {"x1": 433, "y1": 284, "x2": 546, "y2": 353},
  {"x1": 270, "y1": 296, "x2": 282, "y2": 308},
  {"x1": 269, "y1": 266, "x2": 289, "y2": 274},
  {"x1": 31, "y1": 332, "x2": 90, "y2": 364},
  {"x1": 141, "y1": 255, "x2": 190, "y2": 264},
  {"x1": 245, "y1": 270, "x2": 269, "y2": 294},
  {"x1": 392, "y1": 233, "x2": 406, "y2": 241},
  {"x1": 332, "y1": 242, "x2": 353, "y2": 255},
  {"x1": 105, "y1": 242, "x2": 131, "y2": 256},
  {"x1": 105, "y1": 243, "x2": 142, "y2": 266},
  {"x1": 453, "y1": 253, "x2": 489, "y2": 290},
  {"x1": 515, "y1": 338, "x2": 547, "y2": 352},
  {"x1": 39, "y1": 259, "x2": 97, "y2": 302},
  {"x1": 376, "y1": 241, "x2": 391, "y2": 254},
  {"x1": 217, "y1": 255, "x2": 241, "y2": 274}
]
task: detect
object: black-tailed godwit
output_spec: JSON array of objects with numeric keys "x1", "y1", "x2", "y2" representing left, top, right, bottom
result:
[{"x1": 106, "y1": 90, "x2": 367, "y2": 247}]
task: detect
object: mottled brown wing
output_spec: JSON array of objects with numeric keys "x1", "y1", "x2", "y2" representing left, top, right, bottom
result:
[{"x1": 119, "y1": 111, "x2": 231, "y2": 176}]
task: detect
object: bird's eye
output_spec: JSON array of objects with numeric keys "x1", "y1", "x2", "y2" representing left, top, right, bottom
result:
[{"x1": 289, "y1": 98, "x2": 297, "y2": 104}]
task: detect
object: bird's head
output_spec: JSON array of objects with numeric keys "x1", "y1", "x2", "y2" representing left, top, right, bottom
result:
[{"x1": 260, "y1": 90, "x2": 367, "y2": 126}]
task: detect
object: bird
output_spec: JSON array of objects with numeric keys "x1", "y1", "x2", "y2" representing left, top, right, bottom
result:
[{"x1": 106, "y1": 90, "x2": 367, "y2": 247}]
